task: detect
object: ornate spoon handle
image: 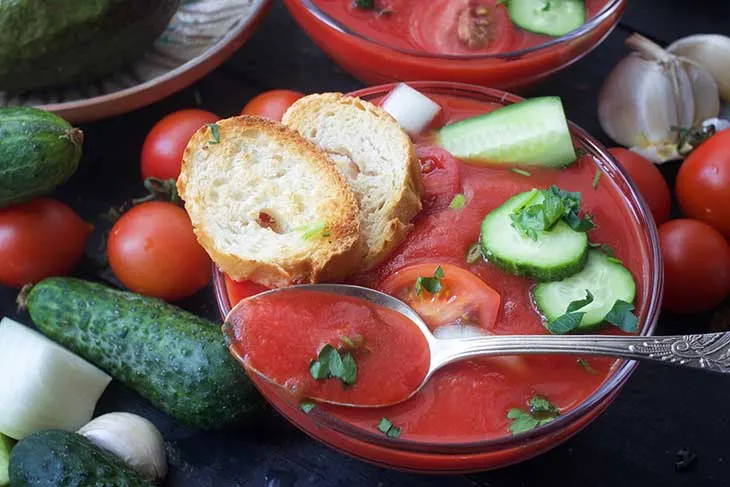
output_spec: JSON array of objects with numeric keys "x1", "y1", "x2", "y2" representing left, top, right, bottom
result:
[{"x1": 430, "y1": 333, "x2": 730, "y2": 374}]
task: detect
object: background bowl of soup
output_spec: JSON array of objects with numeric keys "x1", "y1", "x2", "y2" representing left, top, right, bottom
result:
[
  {"x1": 214, "y1": 82, "x2": 663, "y2": 473},
  {"x1": 282, "y1": 0, "x2": 626, "y2": 89}
]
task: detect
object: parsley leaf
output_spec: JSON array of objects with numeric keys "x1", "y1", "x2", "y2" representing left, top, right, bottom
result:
[
  {"x1": 206, "y1": 123, "x2": 220, "y2": 144},
  {"x1": 309, "y1": 344, "x2": 358, "y2": 387},
  {"x1": 510, "y1": 186, "x2": 594, "y2": 241},
  {"x1": 507, "y1": 395, "x2": 559, "y2": 435},
  {"x1": 589, "y1": 242, "x2": 615, "y2": 257},
  {"x1": 546, "y1": 290, "x2": 593, "y2": 334},
  {"x1": 354, "y1": 0, "x2": 376, "y2": 9},
  {"x1": 415, "y1": 266, "x2": 445, "y2": 295},
  {"x1": 300, "y1": 401, "x2": 316, "y2": 414},
  {"x1": 377, "y1": 417, "x2": 401, "y2": 438},
  {"x1": 605, "y1": 300, "x2": 639, "y2": 333},
  {"x1": 548, "y1": 186, "x2": 595, "y2": 232},
  {"x1": 577, "y1": 358, "x2": 598, "y2": 374},
  {"x1": 449, "y1": 193, "x2": 466, "y2": 210}
]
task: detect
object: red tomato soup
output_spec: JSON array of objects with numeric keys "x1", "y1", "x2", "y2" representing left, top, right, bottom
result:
[
  {"x1": 311, "y1": 0, "x2": 611, "y2": 55},
  {"x1": 226, "y1": 93, "x2": 647, "y2": 444}
]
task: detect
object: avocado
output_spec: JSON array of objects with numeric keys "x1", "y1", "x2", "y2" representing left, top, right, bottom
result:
[{"x1": 0, "y1": 0, "x2": 181, "y2": 92}]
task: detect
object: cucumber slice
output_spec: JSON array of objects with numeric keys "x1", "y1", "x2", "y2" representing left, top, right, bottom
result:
[
  {"x1": 435, "y1": 97, "x2": 577, "y2": 167},
  {"x1": 480, "y1": 190, "x2": 588, "y2": 281},
  {"x1": 533, "y1": 250, "x2": 636, "y2": 331},
  {"x1": 508, "y1": 0, "x2": 587, "y2": 37}
]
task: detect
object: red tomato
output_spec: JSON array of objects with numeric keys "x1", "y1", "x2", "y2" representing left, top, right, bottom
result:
[
  {"x1": 676, "y1": 130, "x2": 730, "y2": 239},
  {"x1": 415, "y1": 144, "x2": 461, "y2": 215},
  {"x1": 379, "y1": 263, "x2": 500, "y2": 331},
  {"x1": 0, "y1": 198, "x2": 92, "y2": 287},
  {"x1": 609, "y1": 148, "x2": 671, "y2": 225},
  {"x1": 241, "y1": 90, "x2": 305, "y2": 122},
  {"x1": 225, "y1": 275, "x2": 270, "y2": 307},
  {"x1": 108, "y1": 202, "x2": 211, "y2": 301},
  {"x1": 659, "y1": 219, "x2": 730, "y2": 315},
  {"x1": 141, "y1": 109, "x2": 220, "y2": 181}
]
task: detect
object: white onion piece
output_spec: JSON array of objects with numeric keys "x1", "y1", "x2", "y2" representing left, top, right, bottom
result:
[
  {"x1": 433, "y1": 324, "x2": 487, "y2": 339},
  {"x1": 0, "y1": 318, "x2": 111, "y2": 440},
  {"x1": 381, "y1": 83, "x2": 441, "y2": 135},
  {"x1": 703, "y1": 117, "x2": 730, "y2": 133}
]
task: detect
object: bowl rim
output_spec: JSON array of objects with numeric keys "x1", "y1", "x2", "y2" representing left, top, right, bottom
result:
[
  {"x1": 288, "y1": 0, "x2": 625, "y2": 60},
  {"x1": 214, "y1": 81, "x2": 663, "y2": 454}
]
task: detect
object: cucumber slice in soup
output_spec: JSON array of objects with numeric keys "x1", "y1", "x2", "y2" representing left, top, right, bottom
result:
[
  {"x1": 508, "y1": 0, "x2": 587, "y2": 37},
  {"x1": 480, "y1": 190, "x2": 588, "y2": 281},
  {"x1": 533, "y1": 250, "x2": 637, "y2": 331},
  {"x1": 436, "y1": 97, "x2": 576, "y2": 167}
]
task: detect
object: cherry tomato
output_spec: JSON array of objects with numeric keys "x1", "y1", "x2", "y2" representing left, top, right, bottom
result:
[
  {"x1": 225, "y1": 275, "x2": 270, "y2": 307},
  {"x1": 108, "y1": 202, "x2": 211, "y2": 301},
  {"x1": 379, "y1": 263, "x2": 501, "y2": 331},
  {"x1": 241, "y1": 90, "x2": 305, "y2": 122},
  {"x1": 141, "y1": 109, "x2": 220, "y2": 181},
  {"x1": 0, "y1": 198, "x2": 92, "y2": 287},
  {"x1": 609, "y1": 148, "x2": 671, "y2": 225},
  {"x1": 676, "y1": 130, "x2": 730, "y2": 239},
  {"x1": 659, "y1": 219, "x2": 730, "y2": 315},
  {"x1": 415, "y1": 144, "x2": 461, "y2": 215}
]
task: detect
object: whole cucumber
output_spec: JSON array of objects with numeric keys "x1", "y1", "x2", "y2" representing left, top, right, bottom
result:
[
  {"x1": 0, "y1": 107, "x2": 83, "y2": 207},
  {"x1": 25, "y1": 278, "x2": 262, "y2": 430},
  {"x1": 10, "y1": 430, "x2": 153, "y2": 487}
]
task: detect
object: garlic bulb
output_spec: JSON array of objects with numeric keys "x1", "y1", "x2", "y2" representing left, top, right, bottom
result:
[
  {"x1": 78, "y1": 413, "x2": 167, "y2": 483},
  {"x1": 599, "y1": 33, "x2": 720, "y2": 163},
  {"x1": 668, "y1": 34, "x2": 730, "y2": 102}
]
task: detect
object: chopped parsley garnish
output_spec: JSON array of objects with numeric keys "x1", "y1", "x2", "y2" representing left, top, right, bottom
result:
[
  {"x1": 354, "y1": 0, "x2": 376, "y2": 9},
  {"x1": 449, "y1": 193, "x2": 466, "y2": 210},
  {"x1": 589, "y1": 242, "x2": 615, "y2": 257},
  {"x1": 546, "y1": 289, "x2": 594, "y2": 334},
  {"x1": 295, "y1": 221, "x2": 330, "y2": 240},
  {"x1": 507, "y1": 395, "x2": 559, "y2": 435},
  {"x1": 300, "y1": 401, "x2": 316, "y2": 414},
  {"x1": 466, "y1": 242, "x2": 482, "y2": 264},
  {"x1": 510, "y1": 186, "x2": 594, "y2": 241},
  {"x1": 309, "y1": 344, "x2": 357, "y2": 387},
  {"x1": 340, "y1": 334, "x2": 365, "y2": 350},
  {"x1": 605, "y1": 300, "x2": 639, "y2": 333},
  {"x1": 377, "y1": 417, "x2": 401, "y2": 438},
  {"x1": 607, "y1": 256, "x2": 624, "y2": 265},
  {"x1": 592, "y1": 169, "x2": 602, "y2": 189},
  {"x1": 510, "y1": 168, "x2": 532, "y2": 177},
  {"x1": 415, "y1": 266, "x2": 445, "y2": 295},
  {"x1": 206, "y1": 123, "x2": 220, "y2": 144},
  {"x1": 577, "y1": 358, "x2": 598, "y2": 374}
]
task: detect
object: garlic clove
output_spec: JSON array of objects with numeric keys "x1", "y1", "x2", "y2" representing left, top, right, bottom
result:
[
  {"x1": 78, "y1": 412, "x2": 167, "y2": 483},
  {"x1": 629, "y1": 143, "x2": 682, "y2": 164},
  {"x1": 681, "y1": 58, "x2": 720, "y2": 124},
  {"x1": 668, "y1": 34, "x2": 730, "y2": 102}
]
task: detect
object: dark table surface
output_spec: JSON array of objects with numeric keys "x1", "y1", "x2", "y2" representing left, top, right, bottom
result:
[{"x1": 3, "y1": 1, "x2": 730, "y2": 485}]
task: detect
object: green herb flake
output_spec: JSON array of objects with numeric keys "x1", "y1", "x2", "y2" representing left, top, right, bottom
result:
[
  {"x1": 377, "y1": 417, "x2": 401, "y2": 438},
  {"x1": 605, "y1": 300, "x2": 639, "y2": 333},
  {"x1": 546, "y1": 290, "x2": 593, "y2": 334},
  {"x1": 592, "y1": 169, "x2": 602, "y2": 189},
  {"x1": 309, "y1": 344, "x2": 358, "y2": 387},
  {"x1": 206, "y1": 123, "x2": 220, "y2": 144},
  {"x1": 510, "y1": 186, "x2": 594, "y2": 241},
  {"x1": 415, "y1": 266, "x2": 445, "y2": 295},
  {"x1": 449, "y1": 193, "x2": 466, "y2": 210},
  {"x1": 607, "y1": 256, "x2": 624, "y2": 265},
  {"x1": 295, "y1": 221, "x2": 329, "y2": 241},
  {"x1": 466, "y1": 242, "x2": 482, "y2": 264},
  {"x1": 507, "y1": 395, "x2": 559, "y2": 435},
  {"x1": 354, "y1": 0, "x2": 376, "y2": 9},
  {"x1": 300, "y1": 402, "x2": 316, "y2": 414},
  {"x1": 589, "y1": 242, "x2": 616, "y2": 258},
  {"x1": 577, "y1": 358, "x2": 598, "y2": 374},
  {"x1": 511, "y1": 168, "x2": 532, "y2": 177}
]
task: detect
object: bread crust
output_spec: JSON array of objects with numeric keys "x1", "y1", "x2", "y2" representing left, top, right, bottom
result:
[
  {"x1": 282, "y1": 93, "x2": 423, "y2": 270},
  {"x1": 177, "y1": 116, "x2": 362, "y2": 288}
]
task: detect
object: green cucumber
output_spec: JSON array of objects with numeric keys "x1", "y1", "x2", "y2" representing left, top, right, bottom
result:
[
  {"x1": 0, "y1": 107, "x2": 83, "y2": 207},
  {"x1": 508, "y1": 0, "x2": 586, "y2": 37},
  {"x1": 480, "y1": 190, "x2": 588, "y2": 281},
  {"x1": 533, "y1": 250, "x2": 636, "y2": 330},
  {"x1": 9, "y1": 430, "x2": 153, "y2": 487},
  {"x1": 0, "y1": 434, "x2": 12, "y2": 486},
  {"x1": 435, "y1": 97, "x2": 577, "y2": 167},
  {"x1": 25, "y1": 277, "x2": 262, "y2": 430}
]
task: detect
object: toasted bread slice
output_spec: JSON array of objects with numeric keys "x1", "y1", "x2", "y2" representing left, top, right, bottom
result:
[
  {"x1": 177, "y1": 116, "x2": 361, "y2": 288},
  {"x1": 283, "y1": 93, "x2": 423, "y2": 270}
]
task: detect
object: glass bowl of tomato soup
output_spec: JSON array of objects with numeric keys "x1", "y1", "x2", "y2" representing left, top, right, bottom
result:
[
  {"x1": 282, "y1": 0, "x2": 626, "y2": 88},
  {"x1": 214, "y1": 82, "x2": 662, "y2": 473}
]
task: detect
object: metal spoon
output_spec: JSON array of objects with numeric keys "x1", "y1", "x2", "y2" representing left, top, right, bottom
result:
[{"x1": 225, "y1": 284, "x2": 730, "y2": 408}]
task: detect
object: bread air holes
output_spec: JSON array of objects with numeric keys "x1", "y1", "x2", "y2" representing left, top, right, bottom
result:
[{"x1": 257, "y1": 211, "x2": 284, "y2": 234}]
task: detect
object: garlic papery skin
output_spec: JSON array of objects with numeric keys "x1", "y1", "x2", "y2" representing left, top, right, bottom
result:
[
  {"x1": 78, "y1": 413, "x2": 167, "y2": 483},
  {"x1": 599, "y1": 34, "x2": 720, "y2": 163},
  {"x1": 668, "y1": 34, "x2": 730, "y2": 102}
]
